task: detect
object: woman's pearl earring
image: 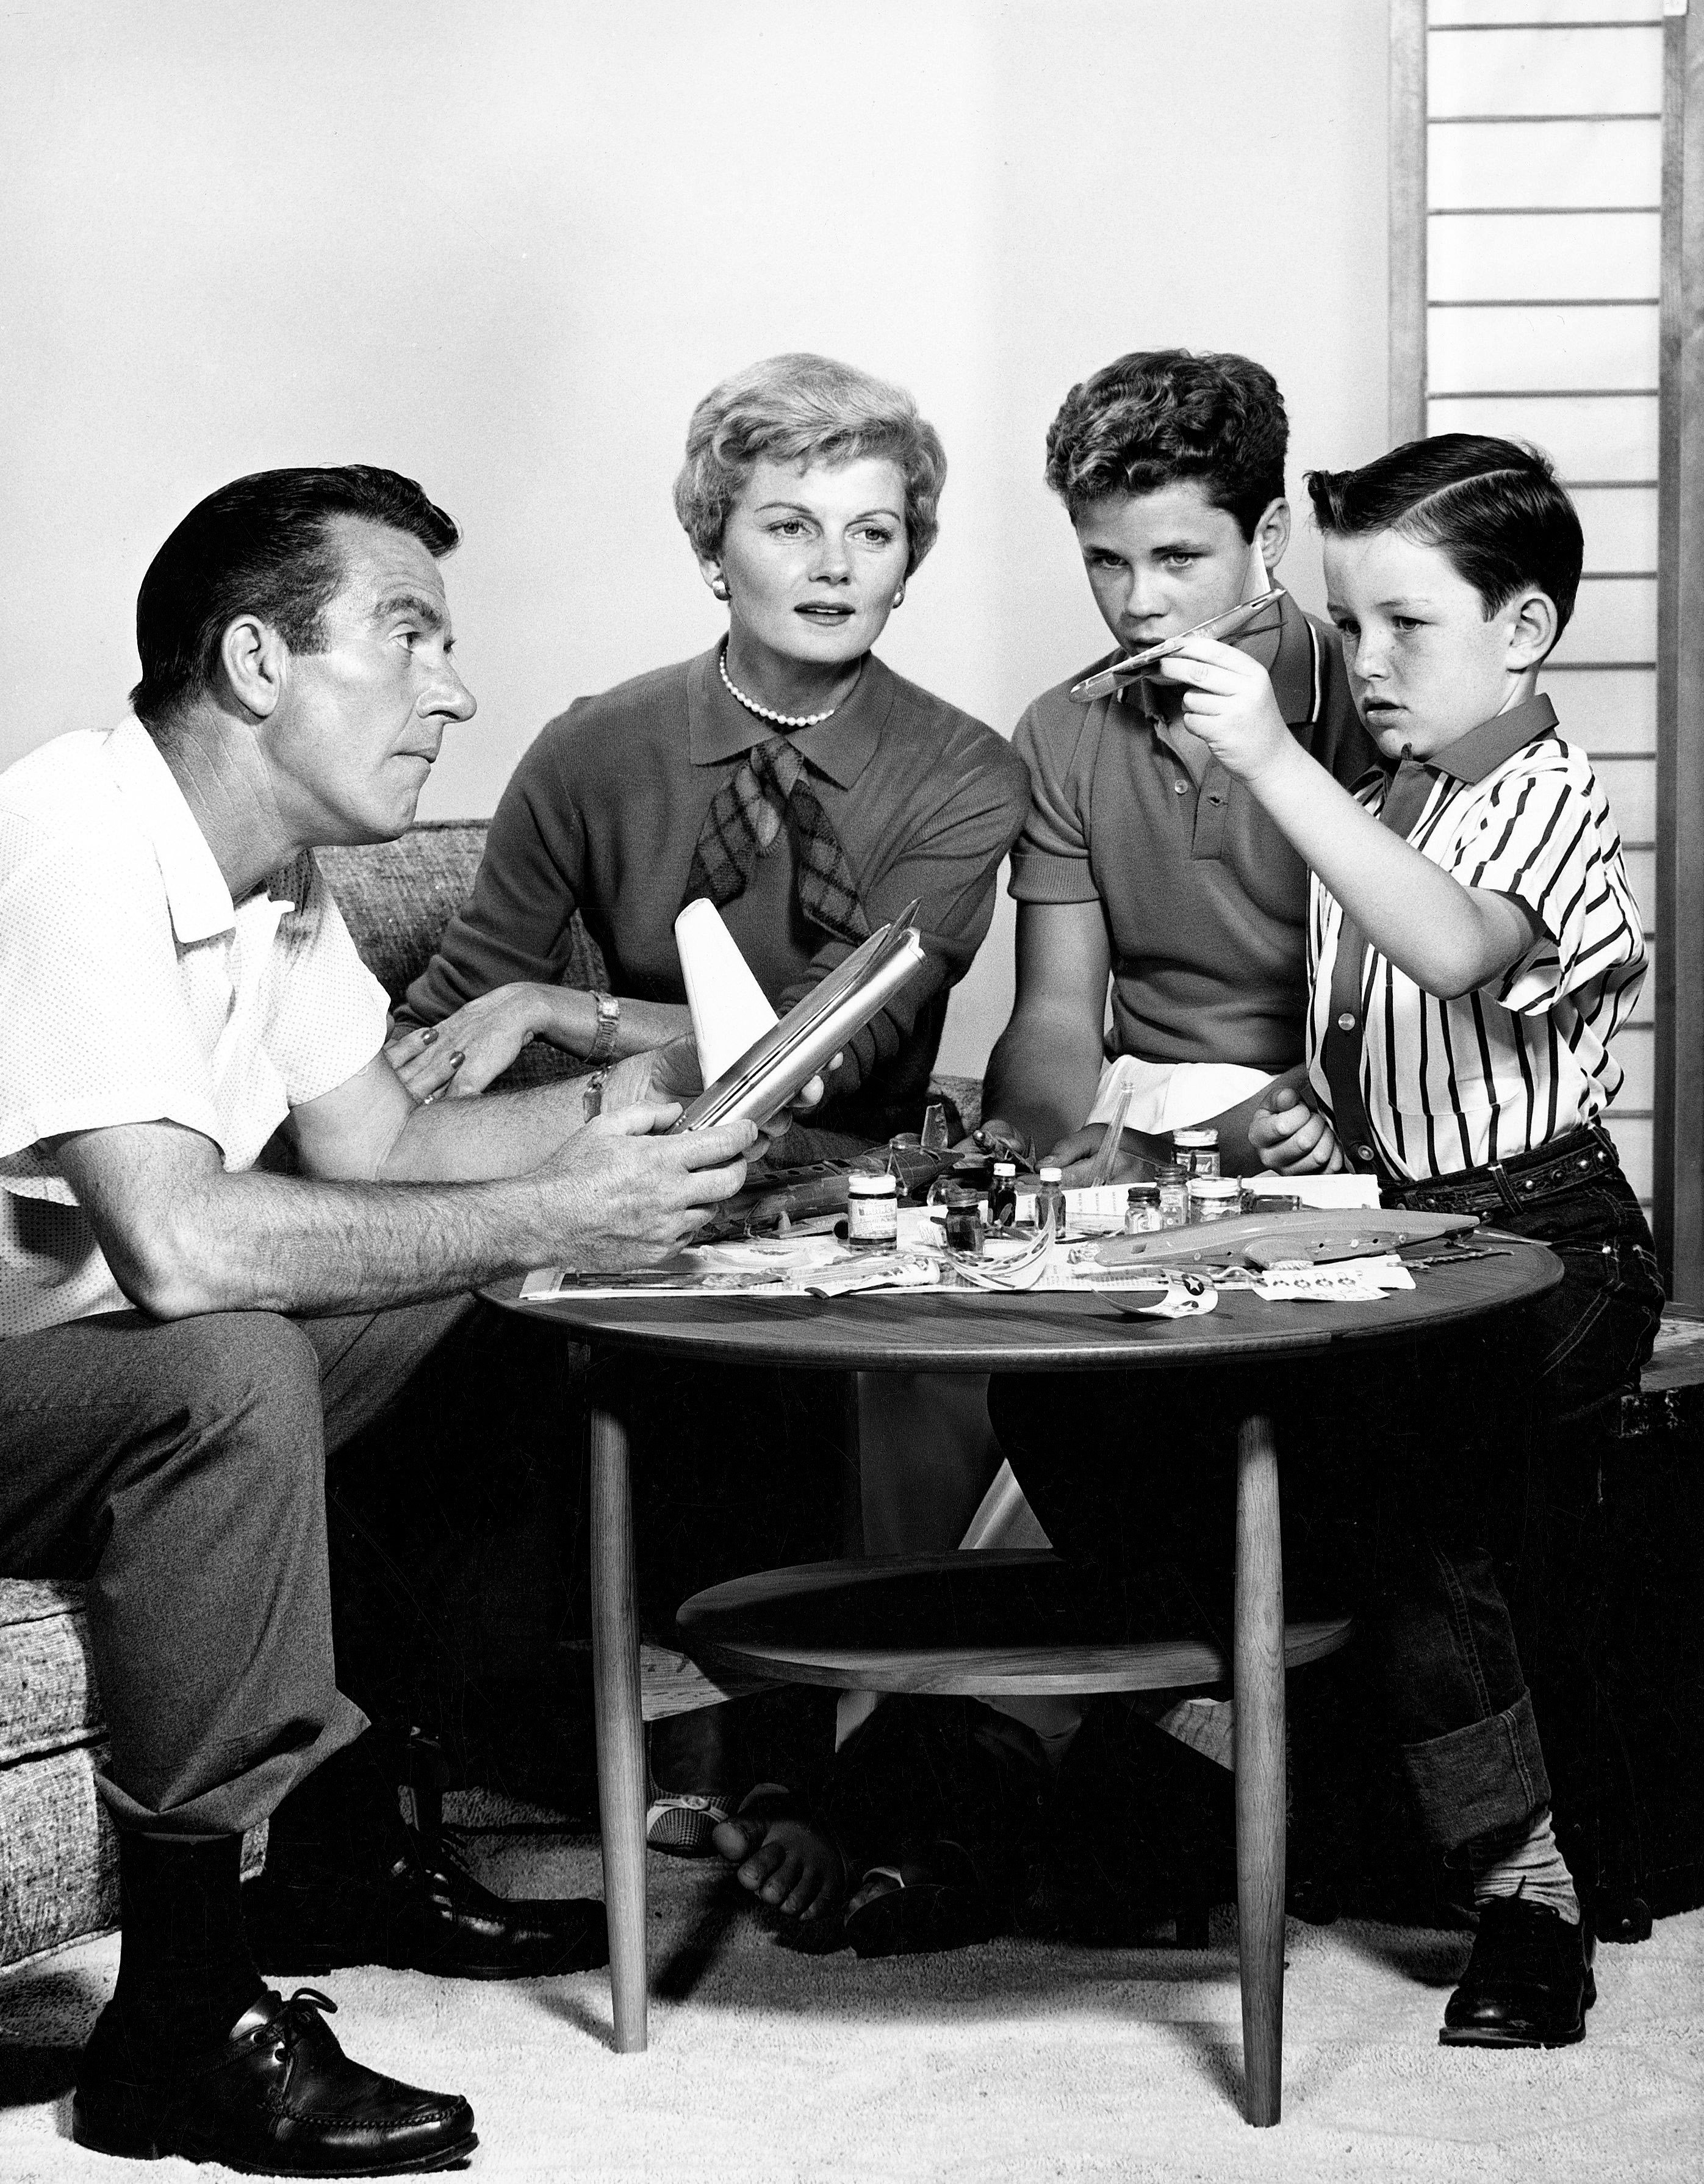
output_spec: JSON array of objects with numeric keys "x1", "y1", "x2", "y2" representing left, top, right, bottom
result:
[
  {"x1": 891, "y1": 585, "x2": 905, "y2": 609},
  {"x1": 711, "y1": 575, "x2": 730, "y2": 602}
]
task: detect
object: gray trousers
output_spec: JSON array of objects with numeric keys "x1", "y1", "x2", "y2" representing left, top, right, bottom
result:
[{"x1": 0, "y1": 1294, "x2": 472, "y2": 1841}]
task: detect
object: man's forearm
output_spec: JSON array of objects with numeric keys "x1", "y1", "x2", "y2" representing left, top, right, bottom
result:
[
  {"x1": 131, "y1": 1167, "x2": 564, "y2": 1319},
  {"x1": 380, "y1": 1075, "x2": 595, "y2": 1182},
  {"x1": 982, "y1": 1014, "x2": 1104, "y2": 1151}
]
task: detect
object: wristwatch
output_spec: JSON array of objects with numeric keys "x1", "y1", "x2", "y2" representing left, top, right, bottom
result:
[{"x1": 586, "y1": 989, "x2": 620, "y2": 1065}]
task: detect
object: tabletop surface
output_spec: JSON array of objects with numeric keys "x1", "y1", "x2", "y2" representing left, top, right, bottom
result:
[{"x1": 489, "y1": 1234, "x2": 1562, "y2": 1374}]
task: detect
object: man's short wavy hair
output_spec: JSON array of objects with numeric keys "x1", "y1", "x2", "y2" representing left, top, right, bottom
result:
[
  {"x1": 131, "y1": 466, "x2": 459, "y2": 731},
  {"x1": 1044, "y1": 348, "x2": 1289, "y2": 539},
  {"x1": 673, "y1": 353, "x2": 947, "y2": 574},
  {"x1": 1306, "y1": 433, "x2": 1583, "y2": 640}
]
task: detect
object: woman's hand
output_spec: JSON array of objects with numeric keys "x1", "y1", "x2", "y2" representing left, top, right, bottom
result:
[
  {"x1": 1156, "y1": 637, "x2": 1293, "y2": 786},
  {"x1": 1249, "y1": 1083, "x2": 1348, "y2": 1175},
  {"x1": 387, "y1": 985, "x2": 550, "y2": 1103}
]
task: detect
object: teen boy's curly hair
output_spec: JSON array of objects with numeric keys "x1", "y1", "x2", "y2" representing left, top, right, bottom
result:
[
  {"x1": 1306, "y1": 433, "x2": 1583, "y2": 640},
  {"x1": 1043, "y1": 349, "x2": 1288, "y2": 538}
]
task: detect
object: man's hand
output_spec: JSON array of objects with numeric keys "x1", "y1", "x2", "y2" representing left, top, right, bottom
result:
[
  {"x1": 387, "y1": 986, "x2": 548, "y2": 1102},
  {"x1": 533, "y1": 1106, "x2": 757, "y2": 1272},
  {"x1": 1249, "y1": 1083, "x2": 1347, "y2": 1175},
  {"x1": 602, "y1": 1035, "x2": 827, "y2": 1156},
  {"x1": 1043, "y1": 1124, "x2": 1146, "y2": 1186},
  {"x1": 1156, "y1": 638, "x2": 1293, "y2": 787}
]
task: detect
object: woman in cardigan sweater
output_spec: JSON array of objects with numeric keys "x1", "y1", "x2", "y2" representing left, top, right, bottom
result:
[{"x1": 390, "y1": 353, "x2": 1027, "y2": 1148}]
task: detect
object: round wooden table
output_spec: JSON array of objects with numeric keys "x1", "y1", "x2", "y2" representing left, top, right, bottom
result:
[{"x1": 494, "y1": 1237, "x2": 1561, "y2": 2121}]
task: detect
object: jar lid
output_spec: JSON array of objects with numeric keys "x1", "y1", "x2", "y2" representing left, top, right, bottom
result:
[
  {"x1": 1190, "y1": 1177, "x2": 1240, "y2": 1200},
  {"x1": 944, "y1": 1180, "x2": 982, "y2": 1206},
  {"x1": 848, "y1": 1172, "x2": 897, "y2": 1195},
  {"x1": 1156, "y1": 1163, "x2": 1187, "y2": 1181},
  {"x1": 1126, "y1": 1181, "x2": 1159, "y2": 1200},
  {"x1": 993, "y1": 1161, "x2": 1016, "y2": 1178},
  {"x1": 1173, "y1": 1127, "x2": 1220, "y2": 1147},
  {"x1": 1038, "y1": 1166, "x2": 1063, "y2": 1183}
]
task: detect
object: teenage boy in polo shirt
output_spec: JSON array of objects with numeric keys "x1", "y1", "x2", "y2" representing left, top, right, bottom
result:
[
  {"x1": 981, "y1": 348, "x2": 1373, "y2": 1173},
  {"x1": 1081, "y1": 433, "x2": 1662, "y2": 2047},
  {"x1": 715, "y1": 353, "x2": 1378, "y2": 1956}
]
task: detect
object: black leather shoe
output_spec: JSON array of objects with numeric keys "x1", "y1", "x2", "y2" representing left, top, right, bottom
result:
[
  {"x1": 1440, "y1": 1897, "x2": 1597, "y2": 2049},
  {"x1": 246, "y1": 1839, "x2": 608, "y2": 1982},
  {"x1": 73, "y1": 1987, "x2": 476, "y2": 2174}
]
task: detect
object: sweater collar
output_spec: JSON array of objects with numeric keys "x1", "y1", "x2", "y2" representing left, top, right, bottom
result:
[{"x1": 685, "y1": 642, "x2": 891, "y2": 790}]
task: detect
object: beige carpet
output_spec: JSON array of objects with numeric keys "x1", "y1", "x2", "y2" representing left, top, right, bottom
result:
[{"x1": 2, "y1": 1825, "x2": 1700, "y2": 2183}]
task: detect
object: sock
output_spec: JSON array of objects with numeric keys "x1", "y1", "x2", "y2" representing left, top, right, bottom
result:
[
  {"x1": 112, "y1": 1833, "x2": 265, "y2": 2064},
  {"x1": 1468, "y1": 1806, "x2": 1581, "y2": 1925},
  {"x1": 261, "y1": 1728, "x2": 408, "y2": 1886}
]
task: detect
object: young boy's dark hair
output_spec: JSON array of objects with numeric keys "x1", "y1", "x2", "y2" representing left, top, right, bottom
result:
[
  {"x1": 1043, "y1": 348, "x2": 1287, "y2": 538},
  {"x1": 1305, "y1": 433, "x2": 1584, "y2": 642}
]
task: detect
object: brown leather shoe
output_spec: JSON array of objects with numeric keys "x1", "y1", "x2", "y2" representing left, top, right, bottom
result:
[{"x1": 72, "y1": 1988, "x2": 476, "y2": 2174}]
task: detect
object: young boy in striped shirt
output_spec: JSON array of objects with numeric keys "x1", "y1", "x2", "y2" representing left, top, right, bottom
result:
[{"x1": 1159, "y1": 433, "x2": 1664, "y2": 2049}]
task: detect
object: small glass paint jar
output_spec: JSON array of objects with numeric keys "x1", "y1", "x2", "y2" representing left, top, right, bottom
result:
[
  {"x1": 846, "y1": 1172, "x2": 899, "y2": 1249},
  {"x1": 988, "y1": 1161, "x2": 1018, "y2": 1229},
  {"x1": 1172, "y1": 1126, "x2": 1221, "y2": 1178},
  {"x1": 942, "y1": 1180, "x2": 985, "y2": 1255},
  {"x1": 1189, "y1": 1176, "x2": 1242, "y2": 1223},
  {"x1": 1124, "y1": 1181, "x2": 1162, "y2": 1234},
  {"x1": 1156, "y1": 1163, "x2": 1190, "y2": 1229},
  {"x1": 1242, "y1": 1186, "x2": 1301, "y2": 1216},
  {"x1": 1034, "y1": 1165, "x2": 1066, "y2": 1241}
]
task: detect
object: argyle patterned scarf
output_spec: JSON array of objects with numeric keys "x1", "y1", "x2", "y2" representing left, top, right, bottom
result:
[{"x1": 683, "y1": 733, "x2": 870, "y2": 944}]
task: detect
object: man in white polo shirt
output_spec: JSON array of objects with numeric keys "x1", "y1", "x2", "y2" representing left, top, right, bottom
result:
[{"x1": 0, "y1": 466, "x2": 756, "y2": 2175}]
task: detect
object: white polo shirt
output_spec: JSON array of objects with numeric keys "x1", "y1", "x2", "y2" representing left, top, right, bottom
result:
[{"x1": 0, "y1": 716, "x2": 390, "y2": 1336}]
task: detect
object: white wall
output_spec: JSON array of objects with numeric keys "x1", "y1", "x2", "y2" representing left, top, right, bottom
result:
[{"x1": 0, "y1": 0, "x2": 1389, "y2": 1074}]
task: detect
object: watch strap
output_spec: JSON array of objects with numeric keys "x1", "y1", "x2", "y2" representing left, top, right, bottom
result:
[{"x1": 586, "y1": 989, "x2": 620, "y2": 1065}]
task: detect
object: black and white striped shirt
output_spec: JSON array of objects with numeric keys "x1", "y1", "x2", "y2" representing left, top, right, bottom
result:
[{"x1": 1306, "y1": 695, "x2": 1646, "y2": 1182}]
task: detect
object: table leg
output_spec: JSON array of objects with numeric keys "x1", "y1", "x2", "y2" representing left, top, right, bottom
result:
[
  {"x1": 589, "y1": 1378, "x2": 647, "y2": 2054},
  {"x1": 1233, "y1": 1410, "x2": 1285, "y2": 2127}
]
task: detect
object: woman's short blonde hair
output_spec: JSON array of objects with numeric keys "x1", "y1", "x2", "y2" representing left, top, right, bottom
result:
[{"x1": 673, "y1": 353, "x2": 947, "y2": 574}]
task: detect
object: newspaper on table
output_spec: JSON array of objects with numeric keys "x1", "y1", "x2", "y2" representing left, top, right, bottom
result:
[{"x1": 517, "y1": 1197, "x2": 1422, "y2": 1311}]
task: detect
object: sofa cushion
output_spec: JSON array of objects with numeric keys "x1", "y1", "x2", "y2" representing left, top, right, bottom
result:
[
  {"x1": 318, "y1": 821, "x2": 606, "y2": 1008},
  {"x1": 0, "y1": 1579, "x2": 99, "y2": 1766}
]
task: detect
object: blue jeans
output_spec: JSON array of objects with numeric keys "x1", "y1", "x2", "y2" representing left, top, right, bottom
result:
[{"x1": 991, "y1": 1139, "x2": 1663, "y2": 1858}]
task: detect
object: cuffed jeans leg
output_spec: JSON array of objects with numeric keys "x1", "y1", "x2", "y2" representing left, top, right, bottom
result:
[{"x1": 1375, "y1": 1526, "x2": 1551, "y2": 1853}]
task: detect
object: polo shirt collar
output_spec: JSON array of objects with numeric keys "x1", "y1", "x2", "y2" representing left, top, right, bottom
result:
[
  {"x1": 1115, "y1": 587, "x2": 1317, "y2": 729},
  {"x1": 104, "y1": 714, "x2": 239, "y2": 945},
  {"x1": 685, "y1": 642, "x2": 890, "y2": 790}
]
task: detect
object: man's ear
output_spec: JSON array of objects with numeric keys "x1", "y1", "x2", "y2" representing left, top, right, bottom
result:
[
  {"x1": 1253, "y1": 497, "x2": 1291, "y2": 575},
  {"x1": 1504, "y1": 587, "x2": 1559, "y2": 671},
  {"x1": 218, "y1": 614, "x2": 289, "y2": 719}
]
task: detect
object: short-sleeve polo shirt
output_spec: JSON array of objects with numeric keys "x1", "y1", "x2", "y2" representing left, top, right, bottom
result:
[
  {"x1": 1009, "y1": 592, "x2": 1374, "y2": 1072},
  {"x1": 0, "y1": 716, "x2": 390, "y2": 1336}
]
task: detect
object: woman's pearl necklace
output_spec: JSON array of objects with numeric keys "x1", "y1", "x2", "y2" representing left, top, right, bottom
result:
[{"x1": 719, "y1": 645, "x2": 839, "y2": 729}]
